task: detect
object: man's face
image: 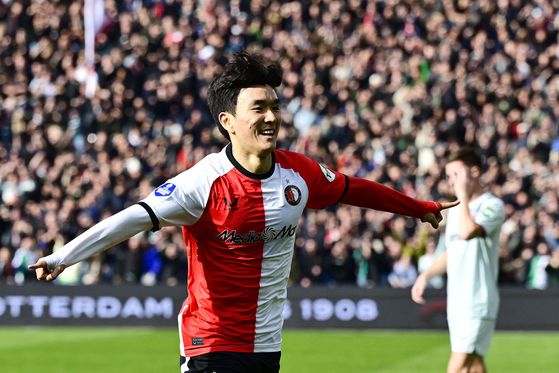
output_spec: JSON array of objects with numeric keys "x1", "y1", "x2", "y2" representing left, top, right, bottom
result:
[
  {"x1": 223, "y1": 85, "x2": 281, "y2": 156},
  {"x1": 445, "y1": 160, "x2": 465, "y2": 189},
  {"x1": 445, "y1": 160, "x2": 475, "y2": 197}
]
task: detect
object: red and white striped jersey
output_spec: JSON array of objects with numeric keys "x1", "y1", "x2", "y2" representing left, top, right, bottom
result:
[{"x1": 142, "y1": 145, "x2": 348, "y2": 356}]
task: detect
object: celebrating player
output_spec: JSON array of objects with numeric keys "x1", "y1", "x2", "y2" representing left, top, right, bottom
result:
[
  {"x1": 30, "y1": 51, "x2": 458, "y2": 373},
  {"x1": 411, "y1": 147, "x2": 505, "y2": 373}
]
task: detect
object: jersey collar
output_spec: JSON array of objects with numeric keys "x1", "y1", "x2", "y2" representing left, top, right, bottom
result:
[{"x1": 225, "y1": 144, "x2": 276, "y2": 180}]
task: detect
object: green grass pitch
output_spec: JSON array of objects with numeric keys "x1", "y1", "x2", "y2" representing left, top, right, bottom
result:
[{"x1": 0, "y1": 328, "x2": 557, "y2": 372}]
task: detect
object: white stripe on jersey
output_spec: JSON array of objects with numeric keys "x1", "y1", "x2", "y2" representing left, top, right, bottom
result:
[
  {"x1": 254, "y1": 165, "x2": 309, "y2": 352},
  {"x1": 178, "y1": 303, "x2": 188, "y2": 356}
]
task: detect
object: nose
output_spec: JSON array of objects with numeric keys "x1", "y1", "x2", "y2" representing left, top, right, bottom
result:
[{"x1": 264, "y1": 109, "x2": 277, "y2": 123}]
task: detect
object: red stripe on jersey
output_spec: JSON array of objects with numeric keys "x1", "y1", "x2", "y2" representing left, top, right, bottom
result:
[
  {"x1": 179, "y1": 168, "x2": 266, "y2": 356},
  {"x1": 274, "y1": 149, "x2": 347, "y2": 209}
]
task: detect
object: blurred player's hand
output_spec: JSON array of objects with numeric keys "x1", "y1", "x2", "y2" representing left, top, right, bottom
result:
[
  {"x1": 451, "y1": 165, "x2": 471, "y2": 200},
  {"x1": 28, "y1": 260, "x2": 67, "y2": 282},
  {"x1": 421, "y1": 201, "x2": 460, "y2": 229},
  {"x1": 411, "y1": 273, "x2": 428, "y2": 304}
]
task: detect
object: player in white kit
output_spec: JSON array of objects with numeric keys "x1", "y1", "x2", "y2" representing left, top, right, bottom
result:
[
  {"x1": 29, "y1": 51, "x2": 459, "y2": 373},
  {"x1": 412, "y1": 147, "x2": 505, "y2": 373}
]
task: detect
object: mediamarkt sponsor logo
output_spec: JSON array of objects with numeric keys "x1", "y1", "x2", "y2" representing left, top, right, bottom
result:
[{"x1": 215, "y1": 225, "x2": 297, "y2": 244}]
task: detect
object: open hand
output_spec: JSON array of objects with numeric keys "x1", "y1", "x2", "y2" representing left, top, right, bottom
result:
[
  {"x1": 28, "y1": 260, "x2": 67, "y2": 282},
  {"x1": 411, "y1": 274, "x2": 428, "y2": 304},
  {"x1": 421, "y1": 200, "x2": 460, "y2": 229}
]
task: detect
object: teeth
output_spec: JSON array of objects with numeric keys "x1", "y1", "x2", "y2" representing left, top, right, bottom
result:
[{"x1": 261, "y1": 130, "x2": 275, "y2": 135}]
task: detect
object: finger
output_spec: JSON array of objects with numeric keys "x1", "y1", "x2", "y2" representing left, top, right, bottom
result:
[
  {"x1": 46, "y1": 265, "x2": 66, "y2": 281},
  {"x1": 411, "y1": 287, "x2": 425, "y2": 304},
  {"x1": 430, "y1": 218, "x2": 439, "y2": 229},
  {"x1": 440, "y1": 200, "x2": 460, "y2": 210},
  {"x1": 35, "y1": 268, "x2": 48, "y2": 281},
  {"x1": 413, "y1": 296, "x2": 425, "y2": 304},
  {"x1": 28, "y1": 260, "x2": 47, "y2": 270},
  {"x1": 421, "y1": 213, "x2": 439, "y2": 229}
]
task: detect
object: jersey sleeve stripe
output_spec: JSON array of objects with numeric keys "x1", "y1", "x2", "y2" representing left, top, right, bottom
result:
[
  {"x1": 137, "y1": 201, "x2": 160, "y2": 232},
  {"x1": 335, "y1": 174, "x2": 350, "y2": 205}
]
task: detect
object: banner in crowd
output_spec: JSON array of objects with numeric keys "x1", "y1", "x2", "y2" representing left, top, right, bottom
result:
[{"x1": 1, "y1": 285, "x2": 558, "y2": 330}]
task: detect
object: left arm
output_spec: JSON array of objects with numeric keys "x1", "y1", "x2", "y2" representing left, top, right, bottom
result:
[
  {"x1": 451, "y1": 166, "x2": 487, "y2": 240},
  {"x1": 340, "y1": 176, "x2": 458, "y2": 229},
  {"x1": 456, "y1": 194, "x2": 486, "y2": 240}
]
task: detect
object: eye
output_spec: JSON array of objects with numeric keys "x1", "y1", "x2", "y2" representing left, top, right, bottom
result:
[
  {"x1": 252, "y1": 107, "x2": 263, "y2": 112},
  {"x1": 273, "y1": 106, "x2": 280, "y2": 112}
]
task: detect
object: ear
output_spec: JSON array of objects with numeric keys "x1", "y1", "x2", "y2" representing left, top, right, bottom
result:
[
  {"x1": 470, "y1": 165, "x2": 481, "y2": 178},
  {"x1": 219, "y1": 112, "x2": 235, "y2": 136}
]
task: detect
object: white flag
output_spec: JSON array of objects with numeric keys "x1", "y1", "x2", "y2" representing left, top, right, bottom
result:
[{"x1": 84, "y1": 0, "x2": 112, "y2": 99}]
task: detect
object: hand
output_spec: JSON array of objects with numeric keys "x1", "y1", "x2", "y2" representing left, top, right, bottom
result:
[
  {"x1": 28, "y1": 260, "x2": 67, "y2": 282},
  {"x1": 421, "y1": 200, "x2": 460, "y2": 229},
  {"x1": 452, "y1": 165, "x2": 470, "y2": 200},
  {"x1": 411, "y1": 273, "x2": 428, "y2": 304}
]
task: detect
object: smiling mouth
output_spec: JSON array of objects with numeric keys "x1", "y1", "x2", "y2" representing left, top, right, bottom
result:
[{"x1": 259, "y1": 129, "x2": 276, "y2": 136}]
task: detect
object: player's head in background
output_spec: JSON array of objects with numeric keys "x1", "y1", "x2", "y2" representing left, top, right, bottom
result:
[
  {"x1": 207, "y1": 50, "x2": 283, "y2": 157},
  {"x1": 445, "y1": 146, "x2": 484, "y2": 196}
]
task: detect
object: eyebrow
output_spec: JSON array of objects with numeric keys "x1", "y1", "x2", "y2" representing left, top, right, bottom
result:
[{"x1": 248, "y1": 99, "x2": 281, "y2": 107}]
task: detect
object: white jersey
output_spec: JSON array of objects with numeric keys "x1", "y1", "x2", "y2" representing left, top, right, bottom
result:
[{"x1": 445, "y1": 192, "x2": 505, "y2": 320}]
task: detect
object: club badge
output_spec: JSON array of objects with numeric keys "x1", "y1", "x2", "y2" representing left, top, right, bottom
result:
[{"x1": 284, "y1": 185, "x2": 302, "y2": 206}]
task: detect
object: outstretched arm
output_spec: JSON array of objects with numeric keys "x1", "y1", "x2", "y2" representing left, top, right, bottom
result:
[
  {"x1": 340, "y1": 176, "x2": 459, "y2": 228},
  {"x1": 28, "y1": 204, "x2": 154, "y2": 282}
]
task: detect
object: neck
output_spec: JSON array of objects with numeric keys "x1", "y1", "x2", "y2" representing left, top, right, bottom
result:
[
  {"x1": 230, "y1": 144, "x2": 273, "y2": 174},
  {"x1": 466, "y1": 183, "x2": 485, "y2": 202}
]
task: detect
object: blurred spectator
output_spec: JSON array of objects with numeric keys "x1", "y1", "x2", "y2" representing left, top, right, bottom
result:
[
  {"x1": 296, "y1": 237, "x2": 323, "y2": 288},
  {"x1": 388, "y1": 254, "x2": 418, "y2": 288},
  {"x1": 545, "y1": 249, "x2": 559, "y2": 287},
  {"x1": 11, "y1": 237, "x2": 37, "y2": 284},
  {"x1": 159, "y1": 243, "x2": 187, "y2": 287},
  {"x1": 323, "y1": 240, "x2": 357, "y2": 286},
  {"x1": 526, "y1": 242, "x2": 551, "y2": 290},
  {"x1": 0, "y1": 247, "x2": 13, "y2": 283},
  {"x1": 0, "y1": 0, "x2": 557, "y2": 288},
  {"x1": 416, "y1": 237, "x2": 444, "y2": 289}
]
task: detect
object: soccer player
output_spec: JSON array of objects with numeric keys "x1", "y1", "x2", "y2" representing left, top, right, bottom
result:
[
  {"x1": 30, "y1": 51, "x2": 458, "y2": 373},
  {"x1": 411, "y1": 147, "x2": 505, "y2": 373}
]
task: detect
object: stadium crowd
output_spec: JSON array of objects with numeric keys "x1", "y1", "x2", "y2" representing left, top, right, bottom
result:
[{"x1": 0, "y1": 0, "x2": 559, "y2": 289}]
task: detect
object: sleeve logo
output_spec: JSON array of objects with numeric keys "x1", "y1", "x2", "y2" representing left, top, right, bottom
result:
[
  {"x1": 482, "y1": 206, "x2": 496, "y2": 220},
  {"x1": 154, "y1": 183, "x2": 177, "y2": 197},
  {"x1": 320, "y1": 164, "x2": 336, "y2": 183}
]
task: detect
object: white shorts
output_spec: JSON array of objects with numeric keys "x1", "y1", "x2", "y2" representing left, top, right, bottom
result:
[{"x1": 448, "y1": 319, "x2": 496, "y2": 357}]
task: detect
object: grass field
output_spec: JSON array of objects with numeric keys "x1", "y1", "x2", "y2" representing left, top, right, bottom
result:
[{"x1": 0, "y1": 327, "x2": 557, "y2": 372}]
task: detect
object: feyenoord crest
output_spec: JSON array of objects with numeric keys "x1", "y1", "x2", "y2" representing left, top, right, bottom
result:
[{"x1": 284, "y1": 185, "x2": 302, "y2": 206}]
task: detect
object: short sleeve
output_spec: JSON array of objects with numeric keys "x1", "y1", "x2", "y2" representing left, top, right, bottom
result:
[
  {"x1": 302, "y1": 158, "x2": 348, "y2": 209},
  {"x1": 474, "y1": 199, "x2": 505, "y2": 236},
  {"x1": 141, "y1": 160, "x2": 217, "y2": 227}
]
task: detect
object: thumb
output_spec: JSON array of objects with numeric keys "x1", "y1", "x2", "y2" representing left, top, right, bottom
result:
[
  {"x1": 421, "y1": 213, "x2": 439, "y2": 229},
  {"x1": 46, "y1": 265, "x2": 67, "y2": 282}
]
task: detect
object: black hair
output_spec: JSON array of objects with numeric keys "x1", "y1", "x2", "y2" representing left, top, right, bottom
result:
[
  {"x1": 447, "y1": 147, "x2": 483, "y2": 170},
  {"x1": 206, "y1": 50, "x2": 282, "y2": 141}
]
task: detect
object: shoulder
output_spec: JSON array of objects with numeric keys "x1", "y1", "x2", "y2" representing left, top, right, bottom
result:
[
  {"x1": 172, "y1": 149, "x2": 234, "y2": 188},
  {"x1": 274, "y1": 149, "x2": 313, "y2": 166},
  {"x1": 479, "y1": 193, "x2": 505, "y2": 220},
  {"x1": 483, "y1": 193, "x2": 505, "y2": 209}
]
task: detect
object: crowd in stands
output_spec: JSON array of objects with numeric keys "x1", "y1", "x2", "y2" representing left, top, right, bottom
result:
[{"x1": 1, "y1": 0, "x2": 559, "y2": 289}]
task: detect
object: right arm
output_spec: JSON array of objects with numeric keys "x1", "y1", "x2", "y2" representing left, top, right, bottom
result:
[
  {"x1": 29, "y1": 204, "x2": 154, "y2": 281},
  {"x1": 30, "y1": 160, "x2": 211, "y2": 282},
  {"x1": 411, "y1": 250, "x2": 447, "y2": 304}
]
